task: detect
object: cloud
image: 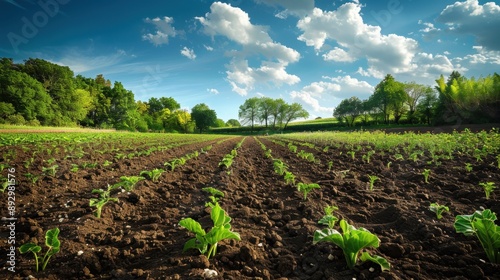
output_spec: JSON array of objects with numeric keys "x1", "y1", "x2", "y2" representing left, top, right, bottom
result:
[
  {"x1": 142, "y1": 17, "x2": 177, "y2": 46},
  {"x1": 437, "y1": 0, "x2": 500, "y2": 51},
  {"x1": 196, "y1": 2, "x2": 300, "y2": 96},
  {"x1": 322, "y1": 47, "x2": 356, "y2": 62},
  {"x1": 253, "y1": 0, "x2": 315, "y2": 17},
  {"x1": 204, "y1": 44, "x2": 214, "y2": 51},
  {"x1": 456, "y1": 46, "x2": 500, "y2": 65},
  {"x1": 290, "y1": 75, "x2": 374, "y2": 114},
  {"x1": 297, "y1": 3, "x2": 419, "y2": 78},
  {"x1": 180, "y1": 47, "x2": 196, "y2": 60},
  {"x1": 48, "y1": 48, "x2": 132, "y2": 74},
  {"x1": 207, "y1": 88, "x2": 220, "y2": 94},
  {"x1": 418, "y1": 20, "x2": 441, "y2": 40}
]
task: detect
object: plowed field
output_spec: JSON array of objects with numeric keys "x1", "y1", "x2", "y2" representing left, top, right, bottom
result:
[{"x1": 1, "y1": 133, "x2": 499, "y2": 279}]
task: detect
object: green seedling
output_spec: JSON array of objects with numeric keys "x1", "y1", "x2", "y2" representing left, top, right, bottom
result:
[
  {"x1": 264, "y1": 149, "x2": 272, "y2": 158},
  {"x1": 42, "y1": 165, "x2": 58, "y2": 177},
  {"x1": 288, "y1": 144, "x2": 298, "y2": 153},
  {"x1": 347, "y1": 151, "x2": 355, "y2": 160},
  {"x1": 479, "y1": 182, "x2": 496, "y2": 200},
  {"x1": 454, "y1": 209, "x2": 500, "y2": 263},
  {"x1": 429, "y1": 202, "x2": 449, "y2": 219},
  {"x1": 362, "y1": 151, "x2": 375, "y2": 163},
  {"x1": 230, "y1": 149, "x2": 237, "y2": 157},
  {"x1": 273, "y1": 159, "x2": 287, "y2": 176},
  {"x1": 422, "y1": 169, "x2": 431, "y2": 183},
  {"x1": 313, "y1": 219, "x2": 390, "y2": 271},
  {"x1": 318, "y1": 204, "x2": 339, "y2": 229},
  {"x1": 115, "y1": 153, "x2": 126, "y2": 160},
  {"x1": 323, "y1": 146, "x2": 330, "y2": 152},
  {"x1": 368, "y1": 175, "x2": 379, "y2": 191},
  {"x1": 19, "y1": 228, "x2": 60, "y2": 272},
  {"x1": 89, "y1": 184, "x2": 119, "y2": 218},
  {"x1": 140, "y1": 168, "x2": 164, "y2": 182},
  {"x1": 179, "y1": 203, "x2": 241, "y2": 259},
  {"x1": 219, "y1": 154, "x2": 234, "y2": 170},
  {"x1": 0, "y1": 176, "x2": 8, "y2": 192},
  {"x1": 202, "y1": 187, "x2": 225, "y2": 207},
  {"x1": 386, "y1": 161, "x2": 392, "y2": 169},
  {"x1": 112, "y1": 176, "x2": 145, "y2": 191},
  {"x1": 297, "y1": 182, "x2": 320, "y2": 200},
  {"x1": 25, "y1": 173, "x2": 39, "y2": 184},
  {"x1": 327, "y1": 161, "x2": 333, "y2": 172},
  {"x1": 24, "y1": 158, "x2": 34, "y2": 169},
  {"x1": 496, "y1": 154, "x2": 500, "y2": 169},
  {"x1": 465, "y1": 163, "x2": 473, "y2": 173},
  {"x1": 70, "y1": 164, "x2": 79, "y2": 172},
  {"x1": 165, "y1": 158, "x2": 185, "y2": 171},
  {"x1": 284, "y1": 171, "x2": 296, "y2": 186},
  {"x1": 102, "y1": 160, "x2": 112, "y2": 167},
  {"x1": 394, "y1": 154, "x2": 404, "y2": 161},
  {"x1": 45, "y1": 158, "x2": 56, "y2": 165}
]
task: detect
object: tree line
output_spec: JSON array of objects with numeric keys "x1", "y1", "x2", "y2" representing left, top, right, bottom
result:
[
  {"x1": 0, "y1": 57, "x2": 240, "y2": 132},
  {"x1": 333, "y1": 72, "x2": 500, "y2": 127}
]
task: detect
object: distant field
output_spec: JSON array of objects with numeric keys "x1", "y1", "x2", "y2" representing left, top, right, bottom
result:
[{"x1": 0, "y1": 124, "x2": 116, "y2": 133}]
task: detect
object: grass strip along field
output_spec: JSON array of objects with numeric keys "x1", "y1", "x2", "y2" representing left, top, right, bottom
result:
[{"x1": 1, "y1": 129, "x2": 499, "y2": 279}]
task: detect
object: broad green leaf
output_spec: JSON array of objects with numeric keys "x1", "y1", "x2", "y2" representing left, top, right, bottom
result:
[
  {"x1": 89, "y1": 198, "x2": 101, "y2": 207},
  {"x1": 211, "y1": 203, "x2": 226, "y2": 227},
  {"x1": 179, "y1": 218, "x2": 206, "y2": 236},
  {"x1": 454, "y1": 214, "x2": 477, "y2": 236},
  {"x1": 344, "y1": 229, "x2": 380, "y2": 254},
  {"x1": 183, "y1": 237, "x2": 207, "y2": 254},
  {"x1": 360, "y1": 252, "x2": 391, "y2": 271},
  {"x1": 313, "y1": 228, "x2": 344, "y2": 248},
  {"x1": 45, "y1": 228, "x2": 61, "y2": 254},
  {"x1": 473, "y1": 218, "x2": 500, "y2": 263},
  {"x1": 19, "y1": 243, "x2": 41, "y2": 254}
]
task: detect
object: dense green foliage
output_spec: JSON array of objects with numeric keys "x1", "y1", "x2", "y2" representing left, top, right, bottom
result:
[
  {"x1": 334, "y1": 71, "x2": 500, "y2": 127},
  {"x1": 0, "y1": 58, "x2": 213, "y2": 132},
  {"x1": 239, "y1": 97, "x2": 309, "y2": 132}
]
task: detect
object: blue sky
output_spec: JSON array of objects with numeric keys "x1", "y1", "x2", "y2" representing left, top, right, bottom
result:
[{"x1": 1, "y1": 0, "x2": 499, "y2": 122}]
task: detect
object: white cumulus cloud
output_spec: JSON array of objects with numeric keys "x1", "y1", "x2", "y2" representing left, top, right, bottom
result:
[
  {"x1": 290, "y1": 75, "x2": 374, "y2": 115},
  {"x1": 142, "y1": 17, "x2": 177, "y2": 46},
  {"x1": 297, "y1": 3, "x2": 419, "y2": 78},
  {"x1": 196, "y1": 2, "x2": 300, "y2": 96},
  {"x1": 207, "y1": 88, "x2": 220, "y2": 94},
  {"x1": 437, "y1": 0, "x2": 500, "y2": 51},
  {"x1": 180, "y1": 47, "x2": 196, "y2": 60}
]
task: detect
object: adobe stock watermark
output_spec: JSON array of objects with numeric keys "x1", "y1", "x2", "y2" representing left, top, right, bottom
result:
[
  {"x1": 135, "y1": 64, "x2": 163, "y2": 97},
  {"x1": 7, "y1": 0, "x2": 71, "y2": 54},
  {"x1": 370, "y1": 0, "x2": 410, "y2": 27}
]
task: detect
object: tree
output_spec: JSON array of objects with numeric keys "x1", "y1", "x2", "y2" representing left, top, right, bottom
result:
[
  {"x1": 0, "y1": 69, "x2": 53, "y2": 124},
  {"x1": 107, "y1": 81, "x2": 137, "y2": 130},
  {"x1": 22, "y1": 58, "x2": 84, "y2": 125},
  {"x1": 238, "y1": 97, "x2": 260, "y2": 132},
  {"x1": 369, "y1": 74, "x2": 407, "y2": 124},
  {"x1": 175, "y1": 109, "x2": 194, "y2": 133},
  {"x1": 258, "y1": 97, "x2": 275, "y2": 127},
  {"x1": 333, "y1": 97, "x2": 363, "y2": 127},
  {"x1": 214, "y1": 119, "x2": 226, "y2": 128},
  {"x1": 404, "y1": 82, "x2": 433, "y2": 123},
  {"x1": 0, "y1": 102, "x2": 15, "y2": 119},
  {"x1": 191, "y1": 103, "x2": 217, "y2": 133},
  {"x1": 226, "y1": 119, "x2": 241, "y2": 127},
  {"x1": 271, "y1": 98, "x2": 286, "y2": 128},
  {"x1": 278, "y1": 102, "x2": 309, "y2": 130},
  {"x1": 416, "y1": 90, "x2": 438, "y2": 125}
]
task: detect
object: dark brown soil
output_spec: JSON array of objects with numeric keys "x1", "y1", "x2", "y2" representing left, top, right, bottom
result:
[{"x1": 1, "y1": 133, "x2": 499, "y2": 279}]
